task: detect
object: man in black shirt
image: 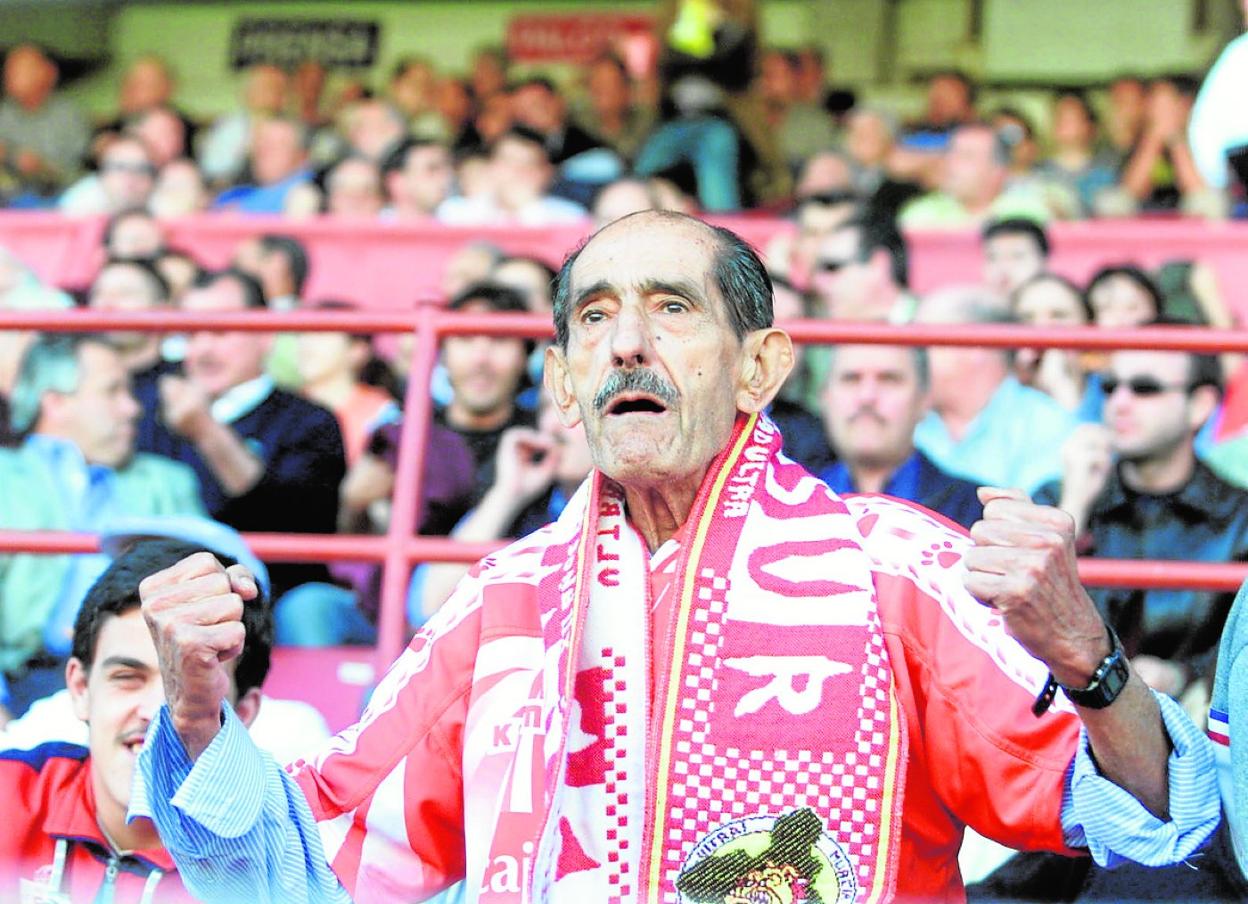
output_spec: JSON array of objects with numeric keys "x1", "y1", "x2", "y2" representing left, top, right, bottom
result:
[{"x1": 435, "y1": 282, "x2": 537, "y2": 502}]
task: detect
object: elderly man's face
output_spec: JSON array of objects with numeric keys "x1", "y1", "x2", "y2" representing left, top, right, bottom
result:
[{"x1": 547, "y1": 215, "x2": 748, "y2": 488}]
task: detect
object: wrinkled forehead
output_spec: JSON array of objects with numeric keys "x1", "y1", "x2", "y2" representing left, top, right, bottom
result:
[{"x1": 569, "y1": 216, "x2": 720, "y2": 301}]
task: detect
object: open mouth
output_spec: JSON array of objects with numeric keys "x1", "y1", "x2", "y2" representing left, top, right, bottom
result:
[{"x1": 607, "y1": 394, "x2": 668, "y2": 416}]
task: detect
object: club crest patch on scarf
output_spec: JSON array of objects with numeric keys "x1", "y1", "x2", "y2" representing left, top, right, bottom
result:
[{"x1": 675, "y1": 808, "x2": 858, "y2": 904}]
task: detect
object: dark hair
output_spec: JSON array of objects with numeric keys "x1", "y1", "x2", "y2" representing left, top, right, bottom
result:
[
  {"x1": 380, "y1": 137, "x2": 446, "y2": 178},
  {"x1": 102, "y1": 207, "x2": 160, "y2": 254},
  {"x1": 492, "y1": 125, "x2": 551, "y2": 162},
  {"x1": 550, "y1": 211, "x2": 773, "y2": 350},
  {"x1": 931, "y1": 69, "x2": 977, "y2": 105},
  {"x1": 1140, "y1": 315, "x2": 1224, "y2": 396},
  {"x1": 448, "y1": 281, "x2": 535, "y2": 355},
  {"x1": 71, "y1": 538, "x2": 273, "y2": 698},
  {"x1": 95, "y1": 256, "x2": 171, "y2": 303},
  {"x1": 258, "y1": 234, "x2": 310, "y2": 297},
  {"x1": 510, "y1": 75, "x2": 557, "y2": 95},
  {"x1": 837, "y1": 212, "x2": 910, "y2": 288},
  {"x1": 309, "y1": 299, "x2": 402, "y2": 399},
  {"x1": 1085, "y1": 264, "x2": 1163, "y2": 321},
  {"x1": 195, "y1": 267, "x2": 268, "y2": 310},
  {"x1": 1054, "y1": 88, "x2": 1098, "y2": 128},
  {"x1": 982, "y1": 217, "x2": 1050, "y2": 258},
  {"x1": 1012, "y1": 271, "x2": 1093, "y2": 322}
]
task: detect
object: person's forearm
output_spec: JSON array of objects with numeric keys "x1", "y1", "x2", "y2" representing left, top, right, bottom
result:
[
  {"x1": 1119, "y1": 134, "x2": 1165, "y2": 200},
  {"x1": 1078, "y1": 670, "x2": 1171, "y2": 819},
  {"x1": 191, "y1": 418, "x2": 265, "y2": 497},
  {"x1": 1168, "y1": 138, "x2": 1209, "y2": 196}
]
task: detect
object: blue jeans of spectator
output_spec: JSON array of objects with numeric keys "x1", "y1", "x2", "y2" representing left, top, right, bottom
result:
[
  {"x1": 274, "y1": 582, "x2": 378, "y2": 647},
  {"x1": 634, "y1": 115, "x2": 742, "y2": 212}
]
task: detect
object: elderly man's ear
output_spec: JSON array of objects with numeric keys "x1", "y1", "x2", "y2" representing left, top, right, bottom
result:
[{"x1": 736, "y1": 328, "x2": 795, "y2": 414}]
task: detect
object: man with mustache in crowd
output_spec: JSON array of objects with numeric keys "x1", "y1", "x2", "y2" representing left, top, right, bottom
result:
[
  {"x1": 135, "y1": 212, "x2": 1215, "y2": 902},
  {"x1": 820, "y1": 343, "x2": 983, "y2": 528}
]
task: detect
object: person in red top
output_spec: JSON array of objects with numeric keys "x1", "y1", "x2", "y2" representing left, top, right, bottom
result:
[{"x1": 0, "y1": 537, "x2": 271, "y2": 903}]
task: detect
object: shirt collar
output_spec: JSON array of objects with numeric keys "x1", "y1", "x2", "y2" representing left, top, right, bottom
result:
[
  {"x1": 24, "y1": 434, "x2": 113, "y2": 482},
  {"x1": 1096, "y1": 460, "x2": 1230, "y2": 521},
  {"x1": 43, "y1": 754, "x2": 177, "y2": 873},
  {"x1": 210, "y1": 374, "x2": 274, "y2": 424}
]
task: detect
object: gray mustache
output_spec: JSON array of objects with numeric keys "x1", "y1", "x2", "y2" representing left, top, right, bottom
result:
[{"x1": 593, "y1": 368, "x2": 679, "y2": 412}]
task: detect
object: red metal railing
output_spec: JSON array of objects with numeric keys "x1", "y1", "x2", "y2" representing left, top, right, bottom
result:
[{"x1": 3, "y1": 308, "x2": 1248, "y2": 670}]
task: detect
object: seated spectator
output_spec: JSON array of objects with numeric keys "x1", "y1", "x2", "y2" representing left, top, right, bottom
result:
[
  {"x1": 233, "y1": 232, "x2": 307, "y2": 312},
  {"x1": 1037, "y1": 336, "x2": 1247, "y2": 706},
  {"x1": 899, "y1": 122, "x2": 1049, "y2": 229},
  {"x1": 343, "y1": 97, "x2": 410, "y2": 165},
  {"x1": 214, "y1": 116, "x2": 312, "y2": 214},
  {"x1": 1012, "y1": 272, "x2": 1101, "y2": 419},
  {"x1": 491, "y1": 255, "x2": 556, "y2": 316},
  {"x1": 437, "y1": 127, "x2": 587, "y2": 226},
  {"x1": 324, "y1": 155, "x2": 384, "y2": 218},
  {"x1": 844, "y1": 107, "x2": 923, "y2": 222},
  {"x1": 510, "y1": 76, "x2": 608, "y2": 168},
  {"x1": 284, "y1": 417, "x2": 477, "y2": 645},
  {"x1": 590, "y1": 176, "x2": 660, "y2": 227},
  {"x1": 758, "y1": 47, "x2": 840, "y2": 172},
  {"x1": 388, "y1": 56, "x2": 444, "y2": 141},
  {"x1": 792, "y1": 150, "x2": 855, "y2": 199},
  {"x1": 470, "y1": 45, "x2": 509, "y2": 107},
  {"x1": 1106, "y1": 74, "x2": 1148, "y2": 157},
  {"x1": 903, "y1": 69, "x2": 977, "y2": 148},
  {"x1": 381, "y1": 138, "x2": 453, "y2": 219},
  {"x1": 1034, "y1": 89, "x2": 1120, "y2": 217},
  {"x1": 128, "y1": 105, "x2": 189, "y2": 171},
  {"x1": 0, "y1": 44, "x2": 90, "y2": 199},
  {"x1": 58, "y1": 134, "x2": 156, "y2": 217},
  {"x1": 197, "y1": 63, "x2": 288, "y2": 186},
  {"x1": 139, "y1": 269, "x2": 345, "y2": 599},
  {"x1": 415, "y1": 392, "x2": 594, "y2": 618},
  {"x1": 913, "y1": 285, "x2": 1077, "y2": 493},
  {"x1": 148, "y1": 157, "x2": 208, "y2": 218},
  {"x1": 0, "y1": 335, "x2": 203, "y2": 715},
  {"x1": 1119, "y1": 75, "x2": 1212, "y2": 214},
  {"x1": 0, "y1": 537, "x2": 270, "y2": 899},
  {"x1": 765, "y1": 190, "x2": 859, "y2": 290},
  {"x1": 574, "y1": 55, "x2": 655, "y2": 163},
  {"x1": 86, "y1": 258, "x2": 180, "y2": 449},
  {"x1": 810, "y1": 212, "x2": 916, "y2": 322},
  {"x1": 435, "y1": 75, "x2": 480, "y2": 155},
  {"x1": 296, "y1": 301, "x2": 398, "y2": 464},
  {"x1": 990, "y1": 107, "x2": 1043, "y2": 180},
  {"x1": 767, "y1": 276, "x2": 834, "y2": 473},
  {"x1": 819, "y1": 344, "x2": 983, "y2": 528},
  {"x1": 0, "y1": 248, "x2": 74, "y2": 442},
  {"x1": 1085, "y1": 263, "x2": 1163, "y2": 328},
  {"x1": 981, "y1": 216, "x2": 1049, "y2": 298},
  {"x1": 153, "y1": 247, "x2": 201, "y2": 305},
  {"x1": 436, "y1": 282, "x2": 537, "y2": 501},
  {"x1": 103, "y1": 207, "x2": 165, "y2": 261}
]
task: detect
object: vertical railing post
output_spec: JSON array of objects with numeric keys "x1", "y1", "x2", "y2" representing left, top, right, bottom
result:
[{"x1": 375, "y1": 305, "x2": 440, "y2": 673}]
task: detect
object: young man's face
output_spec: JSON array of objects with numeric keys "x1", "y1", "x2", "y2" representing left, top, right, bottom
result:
[{"x1": 66, "y1": 609, "x2": 167, "y2": 831}]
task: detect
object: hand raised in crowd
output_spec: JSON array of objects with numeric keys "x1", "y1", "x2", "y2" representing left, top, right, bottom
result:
[
  {"x1": 1057, "y1": 423, "x2": 1114, "y2": 536},
  {"x1": 158, "y1": 374, "x2": 214, "y2": 441},
  {"x1": 963, "y1": 487, "x2": 1111, "y2": 689},
  {"x1": 339, "y1": 452, "x2": 396, "y2": 533},
  {"x1": 487, "y1": 426, "x2": 560, "y2": 509},
  {"x1": 140, "y1": 552, "x2": 259, "y2": 760}
]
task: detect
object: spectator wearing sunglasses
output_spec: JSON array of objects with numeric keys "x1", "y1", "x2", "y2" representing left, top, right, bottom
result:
[
  {"x1": 809, "y1": 212, "x2": 917, "y2": 324},
  {"x1": 1036, "y1": 322, "x2": 1248, "y2": 710},
  {"x1": 58, "y1": 134, "x2": 156, "y2": 217}
]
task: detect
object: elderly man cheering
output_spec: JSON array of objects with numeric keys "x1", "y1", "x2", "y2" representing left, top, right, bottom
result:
[{"x1": 134, "y1": 212, "x2": 1216, "y2": 903}]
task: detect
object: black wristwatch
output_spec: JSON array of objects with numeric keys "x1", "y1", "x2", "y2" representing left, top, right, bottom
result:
[{"x1": 1032, "y1": 626, "x2": 1130, "y2": 716}]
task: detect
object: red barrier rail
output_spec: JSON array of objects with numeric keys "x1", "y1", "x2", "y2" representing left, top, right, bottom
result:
[{"x1": 5, "y1": 307, "x2": 1248, "y2": 670}]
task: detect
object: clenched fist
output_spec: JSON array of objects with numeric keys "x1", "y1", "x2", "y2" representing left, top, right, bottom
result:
[
  {"x1": 140, "y1": 552, "x2": 259, "y2": 760},
  {"x1": 963, "y1": 487, "x2": 1111, "y2": 689}
]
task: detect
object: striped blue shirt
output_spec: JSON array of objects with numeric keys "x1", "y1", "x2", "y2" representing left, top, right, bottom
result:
[{"x1": 130, "y1": 692, "x2": 1219, "y2": 901}]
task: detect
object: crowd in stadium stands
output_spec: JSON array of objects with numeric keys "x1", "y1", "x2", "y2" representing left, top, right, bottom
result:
[{"x1": 3, "y1": 2, "x2": 1248, "y2": 897}]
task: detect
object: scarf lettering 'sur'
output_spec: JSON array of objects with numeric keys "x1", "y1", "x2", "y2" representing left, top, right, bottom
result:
[{"x1": 532, "y1": 413, "x2": 906, "y2": 903}]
